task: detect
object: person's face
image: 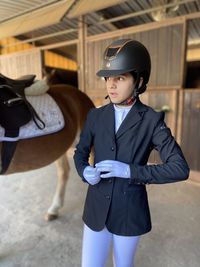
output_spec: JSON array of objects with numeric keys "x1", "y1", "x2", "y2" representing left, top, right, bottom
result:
[{"x1": 105, "y1": 73, "x2": 135, "y2": 105}]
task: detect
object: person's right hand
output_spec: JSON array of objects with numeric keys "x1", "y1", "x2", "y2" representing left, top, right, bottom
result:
[{"x1": 83, "y1": 166, "x2": 101, "y2": 185}]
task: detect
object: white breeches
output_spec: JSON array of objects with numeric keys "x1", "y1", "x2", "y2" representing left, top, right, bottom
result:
[{"x1": 82, "y1": 224, "x2": 140, "y2": 267}]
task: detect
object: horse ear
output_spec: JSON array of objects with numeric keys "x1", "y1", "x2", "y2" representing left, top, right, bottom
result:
[
  {"x1": 42, "y1": 67, "x2": 48, "y2": 77},
  {"x1": 51, "y1": 69, "x2": 56, "y2": 75}
]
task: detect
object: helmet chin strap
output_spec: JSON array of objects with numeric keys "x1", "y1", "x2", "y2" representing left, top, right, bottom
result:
[
  {"x1": 117, "y1": 94, "x2": 135, "y2": 106},
  {"x1": 105, "y1": 94, "x2": 135, "y2": 105}
]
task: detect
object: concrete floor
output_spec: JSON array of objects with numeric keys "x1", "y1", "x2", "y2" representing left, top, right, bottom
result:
[{"x1": 0, "y1": 150, "x2": 200, "y2": 267}]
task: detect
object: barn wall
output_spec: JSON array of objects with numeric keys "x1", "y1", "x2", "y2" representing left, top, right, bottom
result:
[
  {"x1": 0, "y1": 37, "x2": 33, "y2": 54},
  {"x1": 187, "y1": 47, "x2": 200, "y2": 61},
  {"x1": 0, "y1": 49, "x2": 43, "y2": 79},
  {"x1": 0, "y1": 37, "x2": 77, "y2": 71},
  {"x1": 44, "y1": 50, "x2": 77, "y2": 71},
  {"x1": 140, "y1": 89, "x2": 178, "y2": 135},
  {"x1": 180, "y1": 89, "x2": 200, "y2": 171}
]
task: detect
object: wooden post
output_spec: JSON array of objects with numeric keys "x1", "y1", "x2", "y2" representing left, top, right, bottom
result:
[
  {"x1": 78, "y1": 15, "x2": 87, "y2": 92},
  {"x1": 40, "y1": 50, "x2": 45, "y2": 78},
  {"x1": 172, "y1": 89, "x2": 179, "y2": 139},
  {"x1": 177, "y1": 19, "x2": 188, "y2": 144},
  {"x1": 180, "y1": 19, "x2": 188, "y2": 88}
]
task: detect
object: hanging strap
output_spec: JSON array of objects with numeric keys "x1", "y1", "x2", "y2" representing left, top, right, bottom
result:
[{"x1": 0, "y1": 129, "x2": 19, "y2": 174}]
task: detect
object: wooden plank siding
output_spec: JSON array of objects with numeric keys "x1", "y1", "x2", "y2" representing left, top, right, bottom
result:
[
  {"x1": 0, "y1": 49, "x2": 43, "y2": 79},
  {"x1": 181, "y1": 89, "x2": 200, "y2": 171},
  {"x1": 140, "y1": 89, "x2": 178, "y2": 136},
  {"x1": 140, "y1": 89, "x2": 179, "y2": 164},
  {"x1": 0, "y1": 37, "x2": 77, "y2": 72}
]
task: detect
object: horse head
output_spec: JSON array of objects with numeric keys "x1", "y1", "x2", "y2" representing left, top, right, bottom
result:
[{"x1": 43, "y1": 67, "x2": 78, "y2": 87}]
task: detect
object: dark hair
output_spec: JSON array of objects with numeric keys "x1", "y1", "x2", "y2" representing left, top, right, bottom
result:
[{"x1": 130, "y1": 71, "x2": 137, "y2": 81}]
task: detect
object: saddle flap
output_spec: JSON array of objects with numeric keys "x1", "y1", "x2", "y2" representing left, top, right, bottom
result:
[
  {"x1": 0, "y1": 85, "x2": 31, "y2": 130},
  {"x1": 0, "y1": 73, "x2": 36, "y2": 87}
]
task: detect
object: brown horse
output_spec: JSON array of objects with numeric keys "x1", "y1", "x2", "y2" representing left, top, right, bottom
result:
[{"x1": 0, "y1": 84, "x2": 94, "y2": 220}]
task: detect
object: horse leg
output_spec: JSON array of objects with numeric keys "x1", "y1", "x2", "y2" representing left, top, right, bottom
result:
[{"x1": 45, "y1": 153, "x2": 70, "y2": 221}]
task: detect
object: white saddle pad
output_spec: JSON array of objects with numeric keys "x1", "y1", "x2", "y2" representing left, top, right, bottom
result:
[
  {"x1": 25, "y1": 79, "x2": 49, "y2": 96},
  {"x1": 0, "y1": 94, "x2": 65, "y2": 142}
]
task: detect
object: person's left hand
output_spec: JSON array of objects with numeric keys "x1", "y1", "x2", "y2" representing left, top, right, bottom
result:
[{"x1": 95, "y1": 160, "x2": 130, "y2": 179}]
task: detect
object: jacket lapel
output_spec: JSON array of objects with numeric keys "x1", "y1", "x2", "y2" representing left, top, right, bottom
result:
[
  {"x1": 116, "y1": 99, "x2": 147, "y2": 139},
  {"x1": 101, "y1": 103, "x2": 115, "y2": 139}
]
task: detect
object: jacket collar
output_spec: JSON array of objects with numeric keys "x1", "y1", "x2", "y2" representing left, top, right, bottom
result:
[{"x1": 102, "y1": 99, "x2": 148, "y2": 139}]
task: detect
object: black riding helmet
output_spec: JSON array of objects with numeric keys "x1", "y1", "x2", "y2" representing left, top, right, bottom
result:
[{"x1": 96, "y1": 39, "x2": 151, "y2": 95}]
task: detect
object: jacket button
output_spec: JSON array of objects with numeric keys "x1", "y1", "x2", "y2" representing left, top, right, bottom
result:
[
  {"x1": 108, "y1": 179, "x2": 112, "y2": 183},
  {"x1": 111, "y1": 147, "x2": 114, "y2": 151},
  {"x1": 105, "y1": 195, "x2": 110, "y2": 199}
]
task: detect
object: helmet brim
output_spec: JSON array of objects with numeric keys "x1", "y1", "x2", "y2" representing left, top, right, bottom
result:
[{"x1": 96, "y1": 68, "x2": 135, "y2": 77}]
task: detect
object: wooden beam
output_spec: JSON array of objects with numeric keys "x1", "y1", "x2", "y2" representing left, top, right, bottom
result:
[
  {"x1": 97, "y1": 0, "x2": 195, "y2": 25},
  {"x1": 87, "y1": 11, "x2": 200, "y2": 43},
  {"x1": 176, "y1": 90, "x2": 184, "y2": 145},
  {"x1": 0, "y1": 0, "x2": 75, "y2": 39},
  {"x1": 67, "y1": 0, "x2": 126, "y2": 18},
  {"x1": 2, "y1": 29, "x2": 77, "y2": 48},
  {"x1": 38, "y1": 39, "x2": 78, "y2": 51},
  {"x1": 77, "y1": 16, "x2": 87, "y2": 92},
  {"x1": 180, "y1": 19, "x2": 188, "y2": 88},
  {"x1": 87, "y1": 16, "x2": 185, "y2": 42},
  {"x1": 184, "y1": 11, "x2": 200, "y2": 20},
  {"x1": 187, "y1": 47, "x2": 200, "y2": 61},
  {"x1": 171, "y1": 90, "x2": 179, "y2": 138},
  {"x1": 0, "y1": 47, "x2": 40, "y2": 56}
]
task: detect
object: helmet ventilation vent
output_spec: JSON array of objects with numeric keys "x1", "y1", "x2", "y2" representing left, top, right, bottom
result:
[{"x1": 105, "y1": 47, "x2": 120, "y2": 60}]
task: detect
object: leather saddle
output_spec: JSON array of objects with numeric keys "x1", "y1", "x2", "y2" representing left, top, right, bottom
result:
[{"x1": 0, "y1": 73, "x2": 45, "y2": 174}]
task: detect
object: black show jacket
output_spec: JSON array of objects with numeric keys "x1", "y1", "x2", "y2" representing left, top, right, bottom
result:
[{"x1": 73, "y1": 99, "x2": 189, "y2": 236}]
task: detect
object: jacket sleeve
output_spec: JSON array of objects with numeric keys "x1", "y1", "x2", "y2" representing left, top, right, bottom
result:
[
  {"x1": 73, "y1": 108, "x2": 95, "y2": 181},
  {"x1": 129, "y1": 112, "x2": 190, "y2": 184}
]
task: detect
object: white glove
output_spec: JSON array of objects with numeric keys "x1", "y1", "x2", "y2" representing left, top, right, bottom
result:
[
  {"x1": 83, "y1": 166, "x2": 101, "y2": 185},
  {"x1": 95, "y1": 160, "x2": 130, "y2": 179}
]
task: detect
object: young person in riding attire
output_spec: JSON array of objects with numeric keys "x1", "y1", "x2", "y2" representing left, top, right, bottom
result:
[{"x1": 74, "y1": 39, "x2": 189, "y2": 267}]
